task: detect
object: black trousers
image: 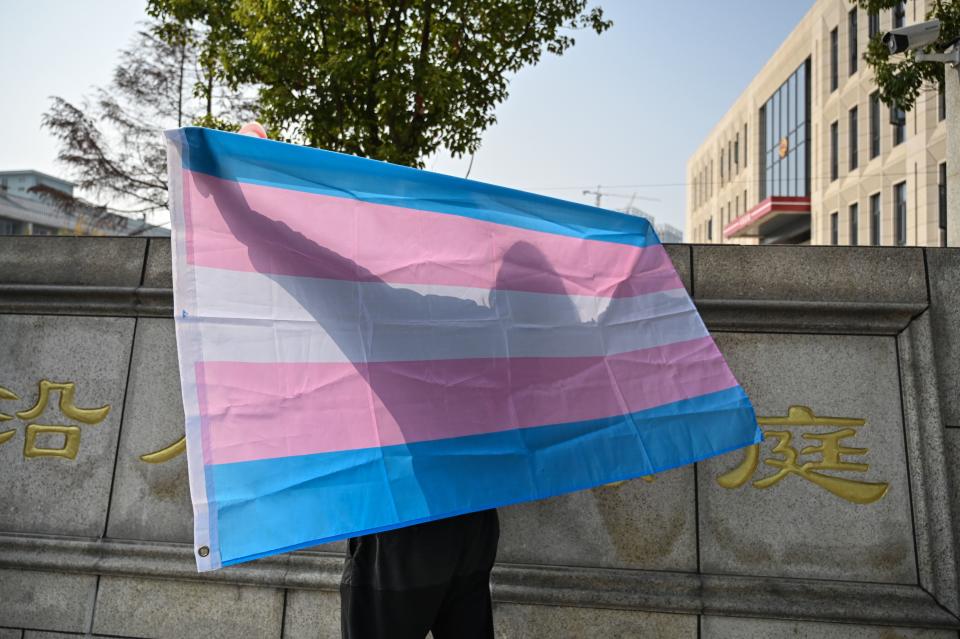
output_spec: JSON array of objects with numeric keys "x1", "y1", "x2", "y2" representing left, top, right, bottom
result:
[{"x1": 340, "y1": 509, "x2": 499, "y2": 639}]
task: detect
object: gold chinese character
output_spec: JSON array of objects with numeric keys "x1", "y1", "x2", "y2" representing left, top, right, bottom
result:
[
  {"x1": 0, "y1": 386, "x2": 18, "y2": 446},
  {"x1": 16, "y1": 380, "x2": 110, "y2": 460},
  {"x1": 139, "y1": 435, "x2": 186, "y2": 463},
  {"x1": 717, "y1": 405, "x2": 889, "y2": 505}
]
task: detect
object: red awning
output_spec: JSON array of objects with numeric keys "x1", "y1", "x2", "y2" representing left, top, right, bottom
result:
[{"x1": 724, "y1": 196, "x2": 811, "y2": 239}]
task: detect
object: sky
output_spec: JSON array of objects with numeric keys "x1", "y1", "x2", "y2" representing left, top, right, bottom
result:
[{"x1": 0, "y1": 1, "x2": 813, "y2": 232}]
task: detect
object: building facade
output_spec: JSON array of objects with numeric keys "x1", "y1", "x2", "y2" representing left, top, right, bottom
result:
[
  {"x1": 0, "y1": 170, "x2": 168, "y2": 236},
  {"x1": 620, "y1": 205, "x2": 684, "y2": 243},
  {"x1": 686, "y1": 0, "x2": 949, "y2": 246}
]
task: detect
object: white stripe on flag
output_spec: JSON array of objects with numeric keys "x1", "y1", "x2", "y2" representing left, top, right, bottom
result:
[{"x1": 190, "y1": 266, "x2": 706, "y2": 363}]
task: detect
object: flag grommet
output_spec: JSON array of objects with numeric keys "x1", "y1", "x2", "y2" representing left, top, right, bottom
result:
[{"x1": 197, "y1": 546, "x2": 210, "y2": 558}]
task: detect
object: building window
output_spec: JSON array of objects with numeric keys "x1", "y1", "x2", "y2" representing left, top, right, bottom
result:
[
  {"x1": 708, "y1": 217, "x2": 713, "y2": 241},
  {"x1": 743, "y1": 189, "x2": 747, "y2": 213},
  {"x1": 868, "y1": 10, "x2": 880, "y2": 39},
  {"x1": 830, "y1": 121, "x2": 839, "y2": 182},
  {"x1": 830, "y1": 27, "x2": 839, "y2": 92},
  {"x1": 720, "y1": 149, "x2": 724, "y2": 182},
  {"x1": 849, "y1": 8, "x2": 858, "y2": 75},
  {"x1": 849, "y1": 106, "x2": 858, "y2": 171},
  {"x1": 940, "y1": 162, "x2": 948, "y2": 246},
  {"x1": 870, "y1": 192, "x2": 881, "y2": 245},
  {"x1": 893, "y1": 1, "x2": 906, "y2": 29},
  {"x1": 939, "y1": 82, "x2": 947, "y2": 121},
  {"x1": 891, "y1": 104, "x2": 906, "y2": 146},
  {"x1": 728, "y1": 140, "x2": 732, "y2": 178},
  {"x1": 734, "y1": 134, "x2": 740, "y2": 173},
  {"x1": 830, "y1": 212, "x2": 839, "y2": 245},
  {"x1": 759, "y1": 59, "x2": 810, "y2": 199},
  {"x1": 735, "y1": 195, "x2": 739, "y2": 218},
  {"x1": 849, "y1": 202, "x2": 859, "y2": 246},
  {"x1": 894, "y1": 181, "x2": 907, "y2": 245},
  {"x1": 869, "y1": 92, "x2": 881, "y2": 158},
  {"x1": 744, "y1": 123, "x2": 748, "y2": 167}
]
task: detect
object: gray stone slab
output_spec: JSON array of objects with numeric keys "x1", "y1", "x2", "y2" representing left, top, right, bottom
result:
[
  {"x1": 282, "y1": 590, "x2": 340, "y2": 639},
  {"x1": 701, "y1": 616, "x2": 957, "y2": 638},
  {"x1": 498, "y1": 466, "x2": 696, "y2": 572},
  {"x1": 92, "y1": 576, "x2": 283, "y2": 639},
  {"x1": 102, "y1": 316, "x2": 364, "y2": 556},
  {"x1": 143, "y1": 238, "x2": 172, "y2": 289},
  {"x1": 698, "y1": 332, "x2": 917, "y2": 584},
  {"x1": 105, "y1": 318, "x2": 191, "y2": 543},
  {"x1": 692, "y1": 245, "x2": 927, "y2": 304},
  {"x1": 0, "y1": 569, "x2": 96, "y2": 633},
  {"x1": 493, "y1": 604, "x2": 696, "y2": 638},
  {"x1": 0, "y1": 237, "x2": 145, "y2": 287},
  {"x1": 664, "y1": 243, "x2": 691, "y2": 293},
  {"x1": 286, "y1": 596, "x2": 699, "y2": 639},
  {"x1": 926, "y1": 249, "x2": 960, "y2": 427},
  {"x1": 0, "y1": 315, "x2": 135, "y2": 537},
  {"x1": 0, "y1": 629, "x2": 21, "y2": 639},
  {"x1": 944, "y1": 429, "x2": 960, "y2": 570},
  {"x1": 897, "y1": 313, "x2": 960, "y2": 614}
]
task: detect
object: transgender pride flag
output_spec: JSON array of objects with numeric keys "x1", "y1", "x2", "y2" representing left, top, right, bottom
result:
[{"x1": 165, "y1": 127, "x2": 761, "y2": 571}]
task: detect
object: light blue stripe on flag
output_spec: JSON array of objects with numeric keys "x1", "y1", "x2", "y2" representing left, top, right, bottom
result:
[
  {"x1": 211, "y1": 386, "x2": 759, "y2": 566},
  {"x1": 176, "y1": 127, "x2": 660, "y2": 248}
]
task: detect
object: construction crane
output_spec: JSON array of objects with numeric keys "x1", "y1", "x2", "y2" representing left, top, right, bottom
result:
[{"x1": 581, "y1": 186, "x2": 660, "y2": 209}]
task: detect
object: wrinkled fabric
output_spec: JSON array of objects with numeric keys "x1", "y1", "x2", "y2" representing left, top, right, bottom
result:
[{"x1": 164, "y1": 127, "x2": 762, "y2": 571}]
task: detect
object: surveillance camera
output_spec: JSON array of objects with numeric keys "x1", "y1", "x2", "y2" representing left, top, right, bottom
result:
[{"x1": 882, "y1": 19, "x2": 940, "y2": 55}]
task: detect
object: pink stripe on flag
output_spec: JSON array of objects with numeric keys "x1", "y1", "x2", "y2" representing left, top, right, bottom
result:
[
  {"x1": 198, "y1": 336, "x2": 737, "y2": 466},
  {"x1": 182, "y1": 170, "x2": 683, "y2": 299}
]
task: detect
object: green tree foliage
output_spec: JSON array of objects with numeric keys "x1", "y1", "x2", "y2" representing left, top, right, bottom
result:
[
  {"x1": 147, "y1": 0, "x2": 611, "y2": 167},
  {"x1": 854, "y1": 0, "x2": 960, "y2": 110}
]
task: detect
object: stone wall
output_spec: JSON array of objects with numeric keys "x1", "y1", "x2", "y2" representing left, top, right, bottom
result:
[{"x1": 2, "y1": 237, "x2": 960, "y2": 638}]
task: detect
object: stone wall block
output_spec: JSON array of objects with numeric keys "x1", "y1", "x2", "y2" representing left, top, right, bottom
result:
[
  {"x1": 143, "y1": 239, "x2": 172, "y2": 289},
  {"x1": 282, "y1": 590, "x2": 340, "y2": 639},
  {"x1": 699, "y1": 332, "x2": 917, "y2": 583},
  {"x1": 926, "y1": 249, "x2": 960, "y2": 427},
  {"x1": 693, "y1": 244, "x2": 926, "y2": 304},
  {"x1": 92, "y1": 576, "x2": 283, "y2": 639},
  {"x1": 0, "y1": 315, "x2": 135, "y2": 536},
  {"x1": 498, "y1": 465, "x2": 696, "y2": 572},
  {"x1": 0, "y1": 569, "x2": 96, "y2": 633},
  {"x1": 701, "y1": 615, "x2": 956, "y2": 638},
  {"x1": 0, "y1": 237, "x2": 145, "y2": 287},
  {"x1": 105, "y1": 318, "x2": 191, "y2": 543},
  {"x1": 493, "y1": 604, "x2": 696, "y2": 639}
]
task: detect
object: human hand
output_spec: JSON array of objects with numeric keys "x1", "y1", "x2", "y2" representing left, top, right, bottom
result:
[{"x1": 238, "y1": 122, "x2": 267, "y2": 138}]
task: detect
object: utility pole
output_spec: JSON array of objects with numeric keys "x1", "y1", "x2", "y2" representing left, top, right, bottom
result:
[{"x1": 583, "y1": 185, "x2": 604, "y2": 208}]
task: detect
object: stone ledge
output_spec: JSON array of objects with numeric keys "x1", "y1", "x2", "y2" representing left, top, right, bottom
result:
[
  {"x1": 0, "y1": 533, "x2": 955, "y2": 629},
  {"x1": 692, "y1": 245, "x2": 928, "y2": 307},
  {"x1": 0, "y1": 237, "x2": 146, "y2": 287},
  {"x1": 697, "y1": 298, "x2": 926, "y2": 334},
  {"x1": 0, "y1": 285, "x2": 922, "y2": 334},
  {"x1": 0, "y1": 285, "x2": 172, "y2": 317}
]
